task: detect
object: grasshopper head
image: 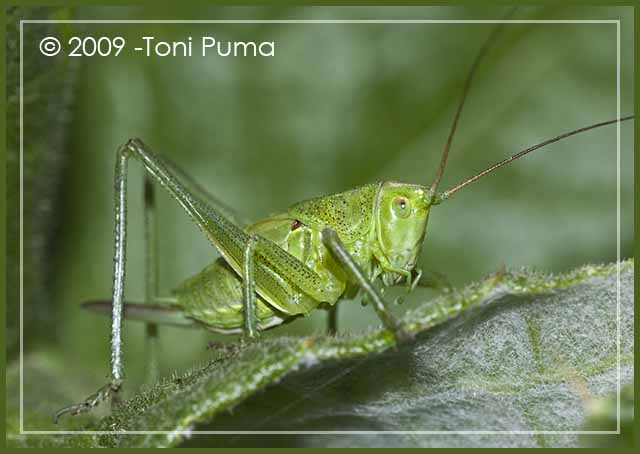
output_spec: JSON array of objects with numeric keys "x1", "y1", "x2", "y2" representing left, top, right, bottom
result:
[{"x1": 374, "y1": 182, "x2": 434, "y2": 284}]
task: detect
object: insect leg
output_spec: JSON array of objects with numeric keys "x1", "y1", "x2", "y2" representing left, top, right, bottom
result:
[
  {"x1": 53, "y1": 383, "x2": 112, "y2": 424},
  {"x1": 143, "y1": 176, "x2": 159, "y2": 383},
  {"x1": 242, "y1": 235, "x2": 259, "y2": 339},
  {"x1": 327, "y1": 305, "x2": 338, "y2": 336},
  {"x1": 56, "y1": 138, "x2": 253, "y2": 421},
  {"x1": 161, "y1": 154, "x2": 251, "y2": 227},
  {"x1": 321, "y1": 228, "x2": 412, "y2": 342},
  {"x1": 54, "y1": 145, "x2": 131, "y2": 422}
]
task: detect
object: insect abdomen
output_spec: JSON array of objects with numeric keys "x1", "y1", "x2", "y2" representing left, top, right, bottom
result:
[{"x1": 174, "y1": 258, "x2": 287, "y2": 333}]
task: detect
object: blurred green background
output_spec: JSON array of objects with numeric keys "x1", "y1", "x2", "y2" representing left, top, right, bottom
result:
[{"x1": 11, "y1": 5, "x2": 633, "y2": 427}]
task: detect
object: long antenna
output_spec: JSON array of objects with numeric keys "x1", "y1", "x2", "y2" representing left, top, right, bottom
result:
[
  {"x1": 437, "y1": 115, "x2": 634, "y2": 201},
  {"x1": 429, "y1": 11, "x2": 515, "y2": 195}
]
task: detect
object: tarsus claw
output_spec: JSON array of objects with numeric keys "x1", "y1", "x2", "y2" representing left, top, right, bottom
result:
[{"x1": 53, "y1": 382, "x2": 119, "y2": 424}]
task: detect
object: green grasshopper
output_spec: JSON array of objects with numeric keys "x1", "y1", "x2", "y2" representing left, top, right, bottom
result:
[{"x1": 54, "y1": 26, "x2": 634, "y2": 423}]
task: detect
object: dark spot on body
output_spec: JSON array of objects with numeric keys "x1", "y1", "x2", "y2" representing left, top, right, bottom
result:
[{"x1": 291, "y1": 219, "x2": 304, "y2": 230}]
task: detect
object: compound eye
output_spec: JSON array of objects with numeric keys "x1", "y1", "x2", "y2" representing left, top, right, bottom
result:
[{"x1": 392, "y1": 196, "x2": 411, "y2": 218}]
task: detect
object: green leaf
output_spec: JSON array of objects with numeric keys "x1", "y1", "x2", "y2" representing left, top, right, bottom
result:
[{"x1": 10, "y1": 261, "x2": 630, "y2": 447}]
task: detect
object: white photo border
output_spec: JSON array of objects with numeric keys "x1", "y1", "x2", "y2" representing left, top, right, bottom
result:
[{"x1": 19, "y1": 18, "x2": 623, "y2": 436}]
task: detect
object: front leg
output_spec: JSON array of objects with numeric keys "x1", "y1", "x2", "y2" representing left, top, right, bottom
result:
[{"x1": 321, "y1": 228, "x2": 412, "y2": 343}]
